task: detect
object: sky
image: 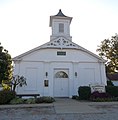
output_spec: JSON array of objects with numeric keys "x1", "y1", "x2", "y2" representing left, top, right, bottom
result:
[{"x1": 0, "y1": 0, "x2": 118, "y2": 57}]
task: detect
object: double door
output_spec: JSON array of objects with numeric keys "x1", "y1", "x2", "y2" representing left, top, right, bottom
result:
[{"x1": 54, "y1": 69, "x2": 69, "y2": 97}]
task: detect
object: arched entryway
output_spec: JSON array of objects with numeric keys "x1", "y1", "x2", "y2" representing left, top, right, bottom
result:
[{"x1": 54, "y1": 69, "x2": 69, "y2": 97}]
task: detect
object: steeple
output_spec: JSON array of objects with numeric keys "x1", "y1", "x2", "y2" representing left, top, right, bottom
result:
[
  {"x1": 50, "y1": 9, "x2": 72, "y2": 41},
  {"x1": 55, "y1": 9, "x2": 67, "y2": 17}
]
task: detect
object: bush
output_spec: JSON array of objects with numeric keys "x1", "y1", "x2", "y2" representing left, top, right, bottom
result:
[
  {"x1": 72, "y1": 95, "x2": 79, "y2": 100},
  {"x1": 106, "y1": 86, "x2": 118, "y2": 97},
  {"x1": 10, "y1": 98, "x2": 25, "y2": 104},
  {"x1": 10, "y1": 98, "x2": 37, "y2": 104},
  {"x1": 35, "y1": 97, "x2": 44, "y2": 103},
  {"x1": 10, "y1": 98, "x2": 36, "y2": 104},
  {"x1": 91, "y1": 97, "x2": 113, "y2": 102},
  {"x1": 25, "y1": 98, "x2": 36, "y2": 104},
  {"x1": 107, "y1": 80, "x2": 114, "y2": 86},
  {"x1": 0, "y1": 90, "x2": 16, "y2": 104},
  {"x1": 78, "y1": 86, "x2": 91, "y2": 100},
  {"x1": 35, "y1": 96, "x2": 55, "y2": 103},
  {"x1": 90, "y1": 91, "x2": 111, "y2": 101}
]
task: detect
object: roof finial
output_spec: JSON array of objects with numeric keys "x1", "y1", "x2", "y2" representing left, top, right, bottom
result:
[
  {"x1": 59, "y1": 9, "x2": 62, "y2": 12},
  {"x1": 55, "y1": 9, "x2": 66, "y2": 17}
]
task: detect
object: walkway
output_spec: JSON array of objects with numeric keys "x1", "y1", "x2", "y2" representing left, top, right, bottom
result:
[
  {"x1": 1, "y1": 98, "x2": 118, "y2": 120},
  {"x1": 54, "y1": 98, "x2": 102, "y2": 114}
]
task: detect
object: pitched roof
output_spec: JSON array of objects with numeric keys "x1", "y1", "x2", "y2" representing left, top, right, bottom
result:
[
  {"x1": 13, "y1": 37, "x2": 105, "y2": 63},
  {"x1": 49, "y1": 10, "x2": 72, "y2": 27},
  {"x1": 107, "y1": 73, "x2": 118, "y2": 81},
  {"x1": 55, "y1": 9, "x2": 67, "y2": 17}
]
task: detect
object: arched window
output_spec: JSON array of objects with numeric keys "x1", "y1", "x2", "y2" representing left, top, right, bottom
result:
[{"x1": 55, "y1": 71, "x2": 68, "y2": 78}]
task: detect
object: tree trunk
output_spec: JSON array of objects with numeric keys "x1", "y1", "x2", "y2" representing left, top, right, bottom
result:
[{"x1": 13, "y1": 84, "x2": 16, "y2": 92}]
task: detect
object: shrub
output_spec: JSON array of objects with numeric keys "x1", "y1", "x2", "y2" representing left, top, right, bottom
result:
[
  {"x1": 107, "y1": 80, "x2": 114, "y2": 86},
  {"x1": 10, "y1": 98, "x2": 25, "y2": 104},
  {"x1": 35, "y1": 97, "x2": 44, "y2": 103},
  {"x1": 10, "y1": 98, "x2": 37, "y2": 104},
  {"x1": 106, "y1": 86, "x2": 118, "y2": 97},
  {"x1": 35, "y1": 96, "x2": 55, "y2": 103},
  {"x1": 25, "y1": 98, "x2": 36, "y2": 104},
  {"x1": 90, "y1": 91, "x2": 112, "y2": 102},
  {"x1": 91, "y1": 91, "x2": 111, "y2": 98},
  {"x1": 0, "y1": 90, "x2": 16, "y2": 104},
  {"x1": 72, "y1": 95, "x2": 79, "y2": 100},
  {"x1": 91, "y1": 97, "x2": 113, "y2": 102},
  {"x1": 78, "y1": 86, "x2": 91, "y2": 100}
]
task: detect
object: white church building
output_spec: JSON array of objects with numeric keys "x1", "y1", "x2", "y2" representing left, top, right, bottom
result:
[{"x1": 13, "y1": 10, "x2": 107, "y2": 98}]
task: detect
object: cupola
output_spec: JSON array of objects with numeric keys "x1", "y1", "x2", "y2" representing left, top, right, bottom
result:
[{"x1": 50, "y1": 9, "x2": 72, "y2": 41}]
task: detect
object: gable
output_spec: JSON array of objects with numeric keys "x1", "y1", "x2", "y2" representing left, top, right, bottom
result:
[
  {"x1": 13, "y1": 37, "x2": 105, "y2": 63},
  {"x1": 13, "y1": 49, "x2": 104, "y2": 64},
  {"x1": 42, "y1": 37, "x2": 79, "y2": 49}
]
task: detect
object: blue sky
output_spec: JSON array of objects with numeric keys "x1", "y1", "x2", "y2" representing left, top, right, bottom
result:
[{"x1": 0, "y1": 0, "x2": 118, "y2": 57}]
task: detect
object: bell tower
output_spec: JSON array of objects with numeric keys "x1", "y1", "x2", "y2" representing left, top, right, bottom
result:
[{"x1": 49, "y1": 9, "x2": 72, "y2": 41}]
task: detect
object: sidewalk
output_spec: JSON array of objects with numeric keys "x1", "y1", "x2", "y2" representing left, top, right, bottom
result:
[
  {"x1": 53, "y1": 98, "x2": 103, "y2": 114},
  {"x1": 0, "y1": 98, "x2": 118, "y2": 114},
  {"x1": 1, "y1": 98, "x2": 118, "y2": 120}
]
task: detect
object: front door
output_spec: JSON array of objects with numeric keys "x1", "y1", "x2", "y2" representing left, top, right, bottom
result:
[{"x1": 54, "y1": 69, "x2": 69, "y2": 97}]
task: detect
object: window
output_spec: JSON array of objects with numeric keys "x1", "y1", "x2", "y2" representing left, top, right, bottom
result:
[
  {"x1": 55, "y1": 71, "x2": 68, "y2": 78},
  {"x1": 59, "y1": 23, "x2": 64, "y2": 33},
  {"x1": 44, "y1": 80, "x2": 48, "y2": 87},
  {"x1": 57, "y1": 51, "x2": 66, "y2": 56}
]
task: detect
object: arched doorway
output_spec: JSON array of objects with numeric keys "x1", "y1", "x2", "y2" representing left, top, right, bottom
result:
[{"x1": 54, "y1": 69, "x2": 69, "y2": 97}]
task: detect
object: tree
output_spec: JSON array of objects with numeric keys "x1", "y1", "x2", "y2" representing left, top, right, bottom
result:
[
  {"x1": 0, "y1": 43, "x2": 12, "y2": 84},
  {"x1": 11, "y1": 75, "x2": 27, "y2": 92},
  {"x1": 97, "y1": 34, "x2": 118, "y2": 73},
  {"x1": 107, "y1": 80, "x2": 114, "y2": 86}
]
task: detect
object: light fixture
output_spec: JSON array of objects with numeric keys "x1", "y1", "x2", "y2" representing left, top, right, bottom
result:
[
  {"x1": 75, "y1": 72, "x2": 77, "y2": 77},
  {"x1": 46, "y1": 72, "x2": 48, "y2": 77}
]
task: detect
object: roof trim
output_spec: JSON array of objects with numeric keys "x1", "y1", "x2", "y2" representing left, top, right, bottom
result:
[{"x1": 13, "y1": 37, "x2": 106, "y2": 63}]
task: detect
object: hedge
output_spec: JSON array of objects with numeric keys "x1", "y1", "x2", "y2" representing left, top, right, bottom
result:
[
  {"x1": 0, "y1": 90, "x2": 16, "y2": 104},
  {"x1": 106, "y1": 86, "x2": 118, "y2": 97},
  {"x1": 78, "y1": 86, "x2": 91, "y2": 100}
]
